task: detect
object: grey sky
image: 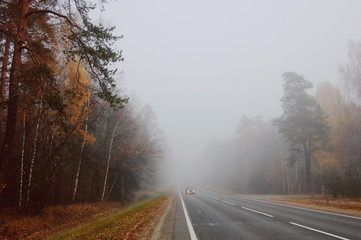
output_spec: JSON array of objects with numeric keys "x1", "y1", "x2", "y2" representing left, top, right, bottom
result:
[{"x1": 99, "y1": 0, "x2": 361, "y2": 166}]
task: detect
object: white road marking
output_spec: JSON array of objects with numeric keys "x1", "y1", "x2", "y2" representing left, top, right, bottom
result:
[
  {"x1": 253, "y1": 199, "x2": 361, "y2": 220},
  {"x1": 289, "y1": 222, "x2": 350, "y2": 240},
  {"x1": 179, "y1": 189, "x2": 198, "y2": 240},
  {"x1": 210, "y1": 197, "x2": 220, "y2": 201},
  {"x1": 221, "y1": 200, "x2": 236, "y2": 206},
  {"x1": 241, "y1": 206, "x2": 274, "y2": 218}
]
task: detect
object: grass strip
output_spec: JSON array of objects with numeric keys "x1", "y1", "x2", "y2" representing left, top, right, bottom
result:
[{"x1": 48, "y1": 194, "x2": 168, "y2": 240}]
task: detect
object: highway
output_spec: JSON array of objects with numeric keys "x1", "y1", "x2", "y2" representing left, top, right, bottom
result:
[{"x1": 173, "y1": 187, "x2": 361, "y2": 240}]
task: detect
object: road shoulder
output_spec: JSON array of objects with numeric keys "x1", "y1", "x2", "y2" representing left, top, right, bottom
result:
[
  {"x1": 141, "y1": 194, "x2": 176, "y2": 240},
  {"x1": 173, "y1": 191, "x2": 192, "y2": 240},
  {"x1": 255, "y1": 194, "x2": 361, "y2": 217}
]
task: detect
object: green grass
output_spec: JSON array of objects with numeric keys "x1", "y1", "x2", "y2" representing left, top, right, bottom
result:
[{"x1": 48, "y1": 194, "x2": 167, "y2": 240}]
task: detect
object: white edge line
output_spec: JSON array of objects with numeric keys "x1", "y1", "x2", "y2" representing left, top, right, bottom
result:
[
  {"x1": 221, "y1": 200, "x2": 236, "y2": 206},
  {"x1": 253, "y1": 199, "x2": 361, "y2": 220},
  {"x1": 241, "y1": 206, "x2": 274, "y2": 218},
  {"x1": 210, "y1": 197, "x2": 220, "y2": 201},
  {"x1": 289, "y1": 222, "x2": 349, "y2": 240},
  {"x1": 179, "y1": 189, "x2": 198, "y2": 240}
]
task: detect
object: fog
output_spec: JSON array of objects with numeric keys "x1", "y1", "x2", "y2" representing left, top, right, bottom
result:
[{"x1": 99, "y1": 0, "x2": 361, "y2": 189}]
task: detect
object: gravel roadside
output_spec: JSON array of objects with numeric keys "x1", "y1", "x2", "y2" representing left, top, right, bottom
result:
[{"x1": 139, "y1": 194, "x2": 176, "y2": 240}]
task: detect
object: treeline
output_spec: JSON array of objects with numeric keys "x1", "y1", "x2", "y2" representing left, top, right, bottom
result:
[
  {"x1": 201, "y1": 41, "x2": 361, "y2": 197},
  {"x1": 0, "y1": 0, "x2": 163, "y2": 213}
]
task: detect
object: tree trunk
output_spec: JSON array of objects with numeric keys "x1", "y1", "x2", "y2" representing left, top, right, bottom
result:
[
  {"x1": 19, "y1": 113, "x2": 26, "y2": 210},
  {"x1": 72, "y1": 120, "x2": 88, "y2": 202},
  {"x1": 26, "y1": 103, "x2": 42, "y2": 207},
  {"x1": 286, "y1": 168, "x2": 290, "y2": 195},
  {"x1": 107, "y1": 169, "x2": 120, "y2": 199},
  {"x1": 121, "y1": 174, "x2": 125, "y2": 197},
  {"x1": 281, "y1": 159, "x2": 285, "y2": 195},
  {"x1": 0, "y1": 0, "x2": 30, "y2": 199},
  {"x1": 101, "y1": 130, "x2": 115, "y2": 202},
  {"x1": 0, "y1": 38, "x2": 10, "y2": 101},
  {"x1": 101, "y1": 117, "x2": 121, "y2": 202},
  {"x1": 304, "y1": 142, "x2": 311, "y2": 193},
  {"x1": 0, "y1": 38, "x2": 11, "y2": 146}
]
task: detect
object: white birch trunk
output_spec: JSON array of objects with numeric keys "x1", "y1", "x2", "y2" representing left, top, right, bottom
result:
[
  {"x1": 101, "y1": 133, "x2": 115, "y2": 202},
  {"x1": 26, "y1": 103, "x2": 42, "y2": 207},
  {"x1": 72, "y1": 120, "x2": 88, "y2": 202},
  {"x1": 19, "y1": 113, "x2": 26, "y2": 210},
  {"x1": 107, "y1": 170, "x2": 120, "y2": 199},
  {"x1": 101, "y1": 118, "x2": 121, "y2": 202}
]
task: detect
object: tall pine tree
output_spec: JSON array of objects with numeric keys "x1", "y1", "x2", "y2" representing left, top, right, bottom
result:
[{"x1": 274, "y1": 72, "x2": 329, "y2": 193}]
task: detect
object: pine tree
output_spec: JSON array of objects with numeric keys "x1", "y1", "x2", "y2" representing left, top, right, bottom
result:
[
  {"x1": 0, "y1": 0, "x2": 126, "y2": 205},
  {"x1": 274, "y1": 72, "x2": 329, "y2": 192}
]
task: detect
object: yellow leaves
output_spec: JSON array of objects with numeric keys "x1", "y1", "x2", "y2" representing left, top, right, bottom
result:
[
  {"x1": 314, "y1": 82, "x2": 347, "y2": 173},
  {"x1": 315, "y1": 82, "x2": 343, "y2": 116},
  {"x1": 314, "y1": 149, "x2": 342, "y2": 172},
  {"x1": 67, "y1": 61, "x2": 92, "y2": 88},
  {"x1": 59, "y1": 60, "x2": 95, "y2": 145},
  {"x1": 78, "y1": 129, "x2": 96, "y2": 145},
  {"x1": 64, "y1": 61, "x2": 91, "y2": 109}
]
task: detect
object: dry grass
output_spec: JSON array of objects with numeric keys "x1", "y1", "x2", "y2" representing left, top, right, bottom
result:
[
  {"x1": 49, "y1": 194, "x2": 170, "y2": 240},
  {"x1": 0, "y1": 202, "x2": 121, "y2": 240},
  {"x1": 267, "y1": 194, "x2": 361, "y2": 216}
]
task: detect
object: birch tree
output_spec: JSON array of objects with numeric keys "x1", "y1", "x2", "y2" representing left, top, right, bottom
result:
[
  {"x1": 341, "y1": 41, "x2": 361, "y2": 102},
  {"x1": 101, "y1": 108, "x2": 133, "y2": 202},
  {"x1": 19, "y1": 112, "x2": 26, "y2": 210},
  {"x1": 101, "y1": 117, "x2": 121, "y2": 202},
  {"x1": 0, "y1": 0, "x2": 125, "y2": 203},
  {"x1": 26, "y1": 102, "x2": 42, "y2": 207}
]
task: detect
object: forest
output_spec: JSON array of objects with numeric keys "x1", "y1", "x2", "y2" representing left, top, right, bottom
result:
[
  {"x1": 200, "y1": 42, "x2": 361, "y2": 198},
  {"x1": 0, "y1": 0, "x2": 164, "y2": 213},
  {"x1": 2, "y1": 0, "x2": 361, "y2": 218}
]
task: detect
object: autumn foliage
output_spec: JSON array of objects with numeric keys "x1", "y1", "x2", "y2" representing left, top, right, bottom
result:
[
  {"x1": 200, "y1": 42, "x2": 361, "y2": 197},
  {"x1": 0, "y1": 0, "x2": 163, "y2": 214}
]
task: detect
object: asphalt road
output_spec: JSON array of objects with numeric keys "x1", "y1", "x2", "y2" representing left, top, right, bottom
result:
[{"x1": 173, "y1": 187, "x2": 361, "y2": 240}]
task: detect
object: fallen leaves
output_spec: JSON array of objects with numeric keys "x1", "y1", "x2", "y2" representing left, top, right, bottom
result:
[
  {"x1": 49, "y1": 194, "x2": 170, "y2": 240},
  {"x1": 0, "y1": 202, "x2": 121, "y2": 240}
]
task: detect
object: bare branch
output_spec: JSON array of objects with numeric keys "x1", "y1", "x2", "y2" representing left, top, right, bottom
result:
[{"x1": 26, "y1": 10, "x2": 82, "y2": 30}]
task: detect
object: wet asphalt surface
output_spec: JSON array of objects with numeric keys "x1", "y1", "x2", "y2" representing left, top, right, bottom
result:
[{"x1": 174, "y1": 188, "x2": 361, "y2": 240}]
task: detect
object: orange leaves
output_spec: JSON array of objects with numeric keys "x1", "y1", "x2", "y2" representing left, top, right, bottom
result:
[
  {"x1": 0, "y1": 202, "x2": 121, "y2": 240},
  {"x1": 78, "y1": 129, "x2": 95, "y2": 145},
  {"x1": 59, "y1": 60, "x2": 94, "y2": 145}
]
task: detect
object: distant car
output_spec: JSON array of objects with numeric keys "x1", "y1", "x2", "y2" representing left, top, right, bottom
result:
[{"x1": 185, "y1": 186, "x2": 196, "y2": 195}]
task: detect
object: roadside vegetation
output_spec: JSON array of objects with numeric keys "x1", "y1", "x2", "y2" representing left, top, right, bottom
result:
[
  {"x1": 49, "y1": 194, "x2": 169, "y2": 240},
  {"x1": 268, "y1": 195, "x2": 361, "y2": 216},
  {"x1": 0, "y1": 193, "x2": 169, "y2": 240},
  {"x1": 200, "y1": 41, "x2": 361, "y2": 198},
  {"x1": 0, "y1": 202, "x2": 121, "y2": 240},
  {"x1": 0, "y1": 0, "x2": 164, "y2": 216}
]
